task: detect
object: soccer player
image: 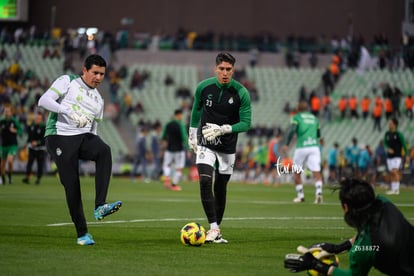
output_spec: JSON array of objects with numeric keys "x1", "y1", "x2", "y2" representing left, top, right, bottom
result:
[
  {"x1": 282, "y1": 101, "x2": 323, "y2": 204},
  {"x1": 384, "y1": 118, "x2": 408, "y2": 195},
  {"x1": 161, "y1": 109, "x2": 188, "y2": 191},
  {"x1": 0, "y1": 105, "x2": 23, "y2": 185},
  {"x1": 188, "y1": 52, "x2": 251, "y2": 243},
  {"x1": 22, "y1": 112, "x2": 46, "y2": 185},
  {"x1": 38, "y1": 54, "x2": 122, "y2": 246},
  {"x1": 285, "y1": 178, "x2": 414, "y2": 275}
]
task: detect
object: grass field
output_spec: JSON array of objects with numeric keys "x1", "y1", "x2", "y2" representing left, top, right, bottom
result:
[{"x1": 0, "y1": 175, "x2": 413, "y2": 276}]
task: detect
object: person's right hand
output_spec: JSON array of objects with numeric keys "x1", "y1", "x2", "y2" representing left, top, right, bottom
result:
[
  {"x1": 69, "y1": 112, "x2": 89, "y2": 128},
  {"x1": 188, "y1": 127, "x2": 198, "y2": 153}
]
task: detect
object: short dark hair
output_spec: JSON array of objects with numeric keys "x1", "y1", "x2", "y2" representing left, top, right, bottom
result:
[
  {"x1": 84, "y1": 54, "x2": 107, "y2": 70},
  {"x1": 216, "y1": 52, "x2": 236, "y2": 66},
  {"x1": 297, "y1": 101, "x2": 308, "y2": 112},
  {"x1": 391, "y1": 117, "x2": 399, "y2": 127},
  {"x1": 174, "y1": 108, "x2": 183, "y2": 115}
]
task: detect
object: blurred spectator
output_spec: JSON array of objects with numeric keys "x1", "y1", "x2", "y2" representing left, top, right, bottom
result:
[
  {"x1": 329, "y1": 55, "x2": 341, "y2": 83},
  {"x1": 384, "y1": 97, "x2": 393, "y2": 119},
  {"x1": 372, "y1": 100, "x2": 382, "y2": 132},
  {"x1": 390, "y1": 87, "x2": 402, "y2": 118},
  {"x1": 374, "y1": 139, "x2": 387, "y2": 185},
  {"x1": 175, "y1": 86, "x2": 191, "y2": 99},
  {"x1": 130, "y1": 69, "x2": 150, "y2": 89},
  {"x1": 248, "y1": 46, "x2": 260, "y2": 67},
  {"x1": 322, "y1": 69, "x2": 334, "y2": 95},
  {"x1": 322, "y1": 92, "x2": 332, "y2": 122},
  {"x1": 0, "y1": 47, "x2": 7, "y2": 62},
  {"x1": 150, "y1": 121, "x2": 163, "y2": 180},
  {"x1": 405, "y1": 94, "x2": 413, "y2": 119},
  {"x1": 345, "y1": 137, "x2": 360, "y2": 173},
  {"x1": 348, "y1": 95, "x2": 359, "y2": 119},
  {"x1": 361, "y1": 96, "x2": 371, "y2": 119},
  {"x1": 298, "y1": 85, "x2": 307, "y2": 102},
  {"x1": 283, "y1": 102, "x2": 291, "y2": 115},
  {"x1": 310, "y1": 93, "x2": 321, "y2": 117},
  {"x1": 327, "y1": 142, "x2": 339, "y2": 183},
  {"x1": 338, "y1": 96, "x2": 348, "y2": 119},
  {"x1": 164, "y1": 73, "x2": 174, "y2": 86},
  {"x1": 358, "y1": 145, "x2": 372, "y2": 180},
  {"x1": 131, "y1": 126, "x2": 149, "y2": 182},
  {"x1": 308, "y1": 51, "x2": 318, "y2": 68}
]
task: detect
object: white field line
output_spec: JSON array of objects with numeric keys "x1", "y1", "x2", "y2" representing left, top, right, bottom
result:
[
  {"x1": 140, "y1": 198, "x2": 414, "y2": 207},
  {"x1": 47, "y1": 215, "x2": 414, "y2": 227}
]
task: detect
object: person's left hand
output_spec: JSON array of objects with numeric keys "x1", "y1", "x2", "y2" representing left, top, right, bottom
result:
[{"x1": 202, "y1": 123, "x2": 231, "y2": 142}]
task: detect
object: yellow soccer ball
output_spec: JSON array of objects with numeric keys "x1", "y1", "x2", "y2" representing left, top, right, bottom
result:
[
  {"x1": 180, "y1": 222, "x2": 206, "y2": 246},
  {"x1": 307, "y1": 249, "x2": 339, "y2": 276}
]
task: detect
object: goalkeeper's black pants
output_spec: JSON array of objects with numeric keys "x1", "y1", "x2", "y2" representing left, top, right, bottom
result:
[
  {"x1": 198, "y1": 164, "x2": 230, "y2": 225},
  {"x1": 46, "y1": 134, "x2": 112, "y2": 237}
]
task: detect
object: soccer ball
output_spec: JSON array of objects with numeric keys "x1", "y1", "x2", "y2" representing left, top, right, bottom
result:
[
  {"x1": 307, "y1": 249, "x2": 339, "y2": 276},
  {"x1": 180, "y1": 222, "x2": 206, "y2": 246}
]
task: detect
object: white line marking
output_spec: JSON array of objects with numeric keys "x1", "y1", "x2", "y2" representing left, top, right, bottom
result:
[{"x1": 46, "y1": 216, "x2": 414, "y2": 227}]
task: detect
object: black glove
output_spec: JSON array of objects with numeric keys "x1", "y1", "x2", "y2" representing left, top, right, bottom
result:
[
  {"x1": 284, "y1": 252, "x2": 331, "y2": 274},
  {"x1": 310, "y1": 240, "x2": 352, "y2": 254}
]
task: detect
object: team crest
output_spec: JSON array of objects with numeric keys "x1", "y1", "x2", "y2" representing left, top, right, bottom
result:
[
  {"x1": 56, "y1": 148, "x2": 62, "y2": 156},
  {"x1": 228, "y1": 97, "x2": 234, "y2": 104},
  {"x1": 199, "y1": 152, "x2": 205, "y2": 159}
]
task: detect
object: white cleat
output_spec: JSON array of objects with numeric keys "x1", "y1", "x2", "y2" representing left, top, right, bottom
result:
[
  {"x1": 314, "y1": 194, "x2": 323, "y2": 204},
  {"x1": 386, "y1": 190, "x2": 399, "y2": 195},
  {"x1": 205, "y1": 229, "x2": 228, "y2": 244},
  {"x1": 293, "y1": 197, "x2": 305, "y2": 203}
]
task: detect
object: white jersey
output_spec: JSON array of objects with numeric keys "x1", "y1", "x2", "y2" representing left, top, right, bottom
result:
[{"x1": 38, "y1": 74, "x2": 104, "y2": 136}]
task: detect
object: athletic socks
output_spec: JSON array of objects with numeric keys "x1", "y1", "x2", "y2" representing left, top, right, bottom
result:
[
  {"x1": 391, "y1": 181, "x2": 400, "y2": 192},
  {"x1": 172, "y1": 170, "x2": 182, "y2": 185},
  {"x1": 210, "y1": 222, "x2": 219, "y2": 230},
  {"x1": 315, "y1": 180, "x2": 323, "y2": 195},
  {"x1": 296, "y1": 184, "x2": 304, "y2": 199}
]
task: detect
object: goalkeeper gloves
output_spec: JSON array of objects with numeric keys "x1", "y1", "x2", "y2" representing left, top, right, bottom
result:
[
  {"x1": 202, "y1": 123, "x2": 232, "y2": 142},
  {"x1": 188, "y1": 127, "x2": 198, "y2": 153},
  {"x1": 69, "y1": 112, "x2": 90, "y2": 128},
  {"x1": 310, "y1": 240, "x2": 352, "y2": 254},
  {"x1": 284, "y1": 252, "x2": 331, "y2": 274}
]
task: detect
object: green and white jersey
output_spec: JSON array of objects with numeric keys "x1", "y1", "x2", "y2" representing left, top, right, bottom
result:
[
  {"x1": 290, "y1": 111, "x2": 320, "y2": 148},
  {"x1": 39, "y1": 74, "x2": 104, "y2": 136}
]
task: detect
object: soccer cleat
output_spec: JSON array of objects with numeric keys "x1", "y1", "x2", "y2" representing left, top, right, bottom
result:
[
  {"x1": 171, "y1": 185, "x2": 182, "y2": 191},
  {"x1": 314, "y1": 194, "x2": 323, "y2": 204},
  {"x1": 386, "y1": 190, "x2": 400, "y2": 195},
  {"x1": 293, "y1": 197, "x2": 305, "y2": 203},
  {"x1": 213, "y1": 234, "x2": 228, "y2": 244},
  {"x1": 94, "y1": 201, "x2": 122, "y2": 220},
  {"x1": 22, "y1": 178, "x2": 29, "y2": 184},
  {"x1": 77, "y1": 233, "x2": 95, "y2": 245}
]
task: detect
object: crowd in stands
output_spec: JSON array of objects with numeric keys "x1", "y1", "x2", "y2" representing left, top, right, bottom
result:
[
  {"x1": 1, "y1": 26, "x2": 414, "y2": 182},
  {"x1": 232, "y1": 133, "x2": 414, "y2": 186}
]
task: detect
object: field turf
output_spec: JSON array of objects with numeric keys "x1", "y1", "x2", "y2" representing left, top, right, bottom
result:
[{"x1": 0, "y1": 175, "x2": 413, "y2": 275}]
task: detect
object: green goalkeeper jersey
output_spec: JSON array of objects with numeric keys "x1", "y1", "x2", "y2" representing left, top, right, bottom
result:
[
  {"x1": 287, "y1": 111, "x2": 320, "y2": 148},
  {"x1": 332, "y1": 196, "x2": 414, "y2": 276}
]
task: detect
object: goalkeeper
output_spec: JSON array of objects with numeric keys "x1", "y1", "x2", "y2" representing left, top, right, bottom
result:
[
  {"x1": 284, "y1": 178, "x2": 414, "y2": 275},
  {"x1": 188, "y1": 52, "x2": 251, "y2": 243},
  {"x1": 38, "y1": 54, "x2": 122, "y2": 246}
]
